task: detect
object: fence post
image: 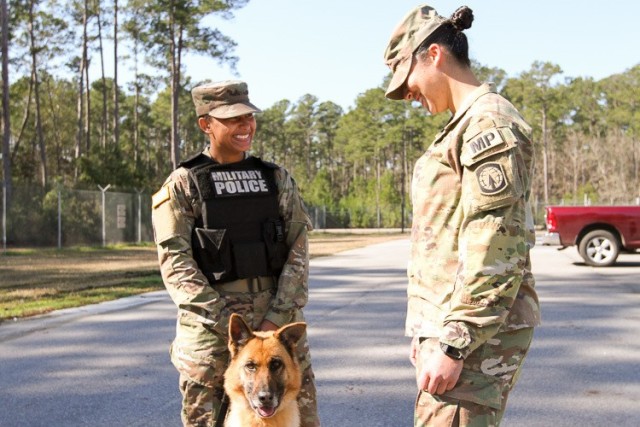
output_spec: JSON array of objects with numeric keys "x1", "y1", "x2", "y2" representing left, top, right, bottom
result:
[
  {"x1": 98, "y1": 184, "x2": 111, "y2": 246},
  {"x1": 57, "y1": 188, "x2": 62, "y2": 249},
  {"x1": 136, "y1": 189, "x2": 143, "y2": 243},
  {"x1": 2, "y1": 180, "x2": 5, "y2": 252},
  {"x1": 322, "y1": 206, "x2": 326, "y2": 229}
]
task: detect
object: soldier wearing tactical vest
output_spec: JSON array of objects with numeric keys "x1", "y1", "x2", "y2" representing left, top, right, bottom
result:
[
  {"x1": 383, "y1": 5, "x2": 540, "y2": 426},
  {"x1": 152, "y1": 80, "x2": 320, "y2": 427}
]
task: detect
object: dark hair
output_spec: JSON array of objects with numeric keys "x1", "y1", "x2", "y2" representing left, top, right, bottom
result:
[{"x1": 415, "y1": 6, "x2": 474, "y2": 67}]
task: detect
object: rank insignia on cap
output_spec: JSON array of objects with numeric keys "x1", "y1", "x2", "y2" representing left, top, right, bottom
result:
[{"x1": 476, "y1": 162, "x2": 508, "y2": 195}]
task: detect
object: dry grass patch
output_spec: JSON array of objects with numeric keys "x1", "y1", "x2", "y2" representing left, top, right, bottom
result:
[
  {"x1": 308, "y1": 232, "x2": 406, "y2": 258},
  {"x1": 1, "y1": 232, "x2": 407, "y2": 320}
]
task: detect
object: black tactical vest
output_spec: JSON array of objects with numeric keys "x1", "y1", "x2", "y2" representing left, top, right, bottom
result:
[{"x1": 182, "y1": 153, "x2": 288, "y2": 285}]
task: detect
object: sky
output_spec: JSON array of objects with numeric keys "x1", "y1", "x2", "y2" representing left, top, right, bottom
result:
[{"x1": 125, "y1": 0, "x2": 640, "y2": 111}]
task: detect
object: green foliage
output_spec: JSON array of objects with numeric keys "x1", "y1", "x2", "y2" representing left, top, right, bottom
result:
[
  {"x1": 5, "y1": 185, "x2": 53, "y2": 245},
  {"x1": 2, "y1": 2, "x2": 640, "y2": 231},
  {"x1": 561, "y1": 183, "x2": 598, "y2": 206},
  {"x1": 304, "y1": 169, "x2": 334, "y2": 209}
]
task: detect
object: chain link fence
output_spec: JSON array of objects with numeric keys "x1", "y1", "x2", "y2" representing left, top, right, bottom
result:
[
  {"x1": 307, "y1": 205, "x2": 412, "y2": 231},
  {"x1": 2, "y1": 183, "x2": 639, "y2": 249},
  {"x1": 1, "y1": 184, "x2": 153, "y2": 249},
  {"x1": 308, "y1": 197, "x2": 640, "y2": 232}
]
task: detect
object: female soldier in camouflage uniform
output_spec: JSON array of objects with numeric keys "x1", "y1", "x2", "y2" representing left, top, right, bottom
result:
[
  {"x1": 152, "y1": 80, "x2": 319, "y2": 427},
  {"x1": 383, "y1": 5, "x2": 541, "y2": 426}
]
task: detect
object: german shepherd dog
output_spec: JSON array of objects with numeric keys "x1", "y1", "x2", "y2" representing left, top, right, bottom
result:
[{"x1": 223, "y1": 313, "x2": 306, "y2": 427}]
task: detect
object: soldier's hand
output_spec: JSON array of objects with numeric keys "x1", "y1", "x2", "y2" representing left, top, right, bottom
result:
[{"x1": 417, "y1": 350, "x2": 463, "y2": 395}]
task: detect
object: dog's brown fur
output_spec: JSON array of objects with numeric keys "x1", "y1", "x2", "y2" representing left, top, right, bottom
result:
[{"x1": 223, "y1": 313, "x2": 306, "y2": 427}]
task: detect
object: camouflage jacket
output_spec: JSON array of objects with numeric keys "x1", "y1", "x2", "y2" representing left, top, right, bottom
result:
[
  {"x1": 151, "y1": 149, "x2": 312, "y2": 333},
  {"x1": 407, "y1": 83, "x2": 541, "y2": 358}
]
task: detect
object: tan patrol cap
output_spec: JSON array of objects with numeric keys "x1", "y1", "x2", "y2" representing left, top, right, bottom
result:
[
  {"x1": 383, "y1": 4, "x2": 447, "y2": 100},
  {"x1": 191, "y1": 80, "x2": 262, "y2": 118}
]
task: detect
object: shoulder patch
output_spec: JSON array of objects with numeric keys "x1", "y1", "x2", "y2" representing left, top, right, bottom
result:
[
  {"x1": 468, "y1": 128, "x2": 506, "y2": 159},
  {"x1": 152, "y1": 185, "x2": 171, "y2": 209},
  {"x1": 461, "y1": 126, "x2": 518, "y2": 167},
  {"x1": 476, "y1": 162, "x2": 508, "y2": 195}
]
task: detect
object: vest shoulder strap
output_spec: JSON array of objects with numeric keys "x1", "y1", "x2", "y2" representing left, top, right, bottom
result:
[
  {"x1": 179, "y1": 152, "x2": 213, "y2": 169},
  {"x1": 257, "y1": 157, "x2": 279, "y2": 170}
]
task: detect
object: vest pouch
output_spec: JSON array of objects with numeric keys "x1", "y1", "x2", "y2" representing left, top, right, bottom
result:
[
  {"x1": 193, "y1": 228, "x2": 233, "y2": 283},
  {"x1": 232, "y1": 241, "x2": 270, "y2": 278},
  {"x1": 263, "y1": 219, "x2": 288, "y2": 271}
]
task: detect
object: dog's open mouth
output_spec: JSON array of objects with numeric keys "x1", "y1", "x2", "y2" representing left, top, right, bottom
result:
[{"x1": 255, "y1": 405, "x2": 277, "y2": 418}]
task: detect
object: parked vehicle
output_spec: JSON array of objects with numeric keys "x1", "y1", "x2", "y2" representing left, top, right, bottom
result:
[{"x1": 543, "y1": 205, "x2": 640, "y2": 266}]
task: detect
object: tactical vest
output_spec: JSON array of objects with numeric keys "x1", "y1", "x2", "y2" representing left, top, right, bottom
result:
[{"x1": 182, "y1": 153, "x2": 288, "y2": 285}]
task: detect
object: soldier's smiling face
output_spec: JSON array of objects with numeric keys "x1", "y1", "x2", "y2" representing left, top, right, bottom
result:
[
  {"x1": 403, "y1": 45, "x2": 449, "y2": 115},
  {"x1": 200, "y1": 113, "x2": 257, "y2": 163}
]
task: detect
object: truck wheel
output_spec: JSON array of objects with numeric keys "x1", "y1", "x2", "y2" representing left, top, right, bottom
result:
[{"x1": 578, "y1": 230, "x2": 620, "y2": 267}]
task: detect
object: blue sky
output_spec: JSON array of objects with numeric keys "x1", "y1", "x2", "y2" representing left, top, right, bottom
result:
[{"x1": 168, "y1": 1, "x2": 640, "y2": 111}]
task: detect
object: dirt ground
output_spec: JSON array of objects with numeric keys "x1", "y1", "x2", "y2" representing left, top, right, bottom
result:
[{"x1": 0, "y1": 232, "x2": 408, "y2": 293}]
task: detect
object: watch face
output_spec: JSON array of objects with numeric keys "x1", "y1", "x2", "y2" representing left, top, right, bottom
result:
[{"x1": 440, "y1": 343, "x2": 463, "y2": 360}]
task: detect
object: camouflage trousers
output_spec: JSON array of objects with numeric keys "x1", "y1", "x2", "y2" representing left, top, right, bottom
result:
[
  {"x1": 414, "y1": 328, "x2": 534, "y2": 427},
  {"x1": 170, "y1": 288, "x2": 320, "y2": 427}
]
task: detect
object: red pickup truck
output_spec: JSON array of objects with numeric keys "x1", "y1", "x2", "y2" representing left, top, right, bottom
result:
[{"x1": 543, "y1": 205, "x2": 640, "y2": 266}]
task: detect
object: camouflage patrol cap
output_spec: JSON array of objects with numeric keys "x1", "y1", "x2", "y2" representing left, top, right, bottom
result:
[
  {"x1": 191, "y1": 80, "x2": 262, "y2": 119},
  {"x1": 384, "y1": 4, "x2": 447, "y2": 100}
]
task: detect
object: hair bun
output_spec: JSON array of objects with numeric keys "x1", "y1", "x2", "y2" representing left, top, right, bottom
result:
[{"x1": 450, "y1": 6, "x2": 474, "y2": 31}]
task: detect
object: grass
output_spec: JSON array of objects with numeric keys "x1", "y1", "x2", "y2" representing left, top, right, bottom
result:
[
  {"x1": 0, "y1": 232, "x2": 407, "y2": 321},
  {"x1": 1, "y1": 280, "x2": 161, "y2": 319}
]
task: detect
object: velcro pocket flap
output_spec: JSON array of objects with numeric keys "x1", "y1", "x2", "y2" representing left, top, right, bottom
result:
[
  {"x1": 193, "y1": 228, "x2": 232, "y2": 282},
  {"x1": 195, "y1": 228, "x2": 226, "y2": 250}
]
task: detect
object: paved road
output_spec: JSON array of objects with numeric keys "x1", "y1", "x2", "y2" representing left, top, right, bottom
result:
[
  {"x1": 502, "y1": 244, "x2": 640, "y2": 427},
  {"x1": 1, "y1": 240, "x2": 639, "y2": 426}
]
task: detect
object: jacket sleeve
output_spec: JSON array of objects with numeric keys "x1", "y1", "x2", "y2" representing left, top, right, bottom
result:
[
  {"x1": 151, "y1": 169, "x2": 226, "y2": 332},
  {"x1": 440, "y1": 116, "x2": 534, "y2": 358},
  {"x1": 263, "y1": 167, "x2": 313, "y2": 327}
]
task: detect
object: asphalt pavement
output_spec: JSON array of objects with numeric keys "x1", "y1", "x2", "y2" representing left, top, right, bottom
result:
[{"x1": 1, "y1": 239, "x2": 639, "y2": 426}]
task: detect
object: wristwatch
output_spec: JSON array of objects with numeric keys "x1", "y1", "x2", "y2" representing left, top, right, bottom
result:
[{"x1": 440, "y1": 342, "x2": 464, "y2": 360}]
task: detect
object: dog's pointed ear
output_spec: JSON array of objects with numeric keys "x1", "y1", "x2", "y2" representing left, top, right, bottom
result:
[
  {"x1": 276, "y1": 322, "x2": 306, "y2": 350},
  {"x1": 228, "y1": 313, "x2": 254, "y2": 356}
]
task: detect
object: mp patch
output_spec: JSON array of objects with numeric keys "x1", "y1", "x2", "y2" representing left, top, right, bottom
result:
[
  {"x1": 476, "y1": 162, "x2": 508, "y2": 195},
  {"x1": 468, "y1": 128, "x2": 506, "y2": 159}
]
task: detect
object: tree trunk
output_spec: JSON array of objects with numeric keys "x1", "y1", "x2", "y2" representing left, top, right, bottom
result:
[
  {"x1": 84, "y1": 38, "x2": 91, "y2": 153},
  {"x1": 306, "y1": 133, "x2": 311, "y2": 180},
  {"x1": 1, "y1": 0, "x2": 12, "y2": 204},
  {"x1": 96, "y1": 0, "x2": 107, "y2": 150},
  {"x1": 169, "y1": 5, "x2": 179, "y2": 169},
  {"x1": 45, "y1": 78, "x2": 63, "y2": 176},
  {"x1": 75, "y1": 0, "x2": 89, "y2": 180},
  {"x1": 28, "y1": 0, "x2": 47, "y2": 188},
  {"x1": 113, "y1": 0, "x2": 119, "y2": 148},
  {"x1": 132, "y1": 45, "x2": 139, "y2": 164}
]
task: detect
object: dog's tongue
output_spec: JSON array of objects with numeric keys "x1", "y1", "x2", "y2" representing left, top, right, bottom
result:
[{"x1": 257, "y1": 406, "x2": 276, "y2": 418}]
